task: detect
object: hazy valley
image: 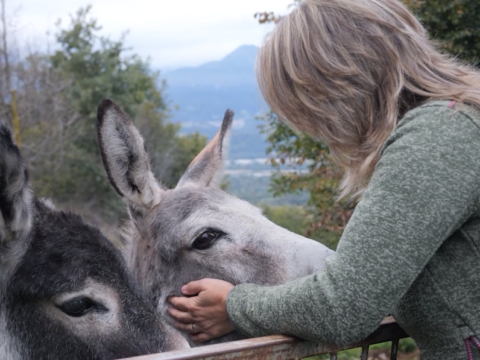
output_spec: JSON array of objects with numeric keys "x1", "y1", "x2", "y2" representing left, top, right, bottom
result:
[{"x1": 163, "y1": 45, "x2": 307, "y2": 205}]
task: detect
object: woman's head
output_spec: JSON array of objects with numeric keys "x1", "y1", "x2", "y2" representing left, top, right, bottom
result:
[{"x1": 257, "y1": 0, "x2": 480, "y2": 197}]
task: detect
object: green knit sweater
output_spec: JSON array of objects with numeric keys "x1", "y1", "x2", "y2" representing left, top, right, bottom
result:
[{"x1": 227, "y1": 101, "x2": 480, "y2": 360}]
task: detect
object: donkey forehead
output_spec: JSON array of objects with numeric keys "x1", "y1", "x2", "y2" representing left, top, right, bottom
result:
[
  {"x1": 149, "y1": 186, "x2": 264, "y2": 237},
  {"x1": 12, "y1": 206, "x2": 133, "y2": 297}
]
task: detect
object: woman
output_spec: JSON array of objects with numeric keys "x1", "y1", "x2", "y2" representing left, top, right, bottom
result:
[{"x1": 168, "y1": 0, "x2": 480, "y2": 358}]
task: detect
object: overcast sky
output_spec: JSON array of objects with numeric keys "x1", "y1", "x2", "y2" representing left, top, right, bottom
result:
[{"x1": 5, "y1": 0, "x2": 292, "y2": 70}]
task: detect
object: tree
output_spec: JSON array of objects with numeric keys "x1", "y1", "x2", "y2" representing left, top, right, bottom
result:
[
  {"x1": 404, "y1": 0, "x2": 480, "y2": 64},
  {"x1": 0, "y1": 0, "x2": 21, "y2": 144},
  {"x1": 47, "y1": 7, "x2": 164, "y2": 218},
  {"x1": 256, "y1": 0, "x2": 480, "y2": 249},
  {"x1": 260, "y1": 112, "x2": 353, "y2": 249},
  {"x1": 0, "y1": 6, "x2": 207, "y2": 227},
  {"x1": 44, "y1": 6, "x2": 207, "y2": 223}
]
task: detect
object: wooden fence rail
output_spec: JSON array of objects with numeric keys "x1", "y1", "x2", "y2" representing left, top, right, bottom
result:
[{"x1": 120, "y1": 318, "x2": 409, "y2": 360}]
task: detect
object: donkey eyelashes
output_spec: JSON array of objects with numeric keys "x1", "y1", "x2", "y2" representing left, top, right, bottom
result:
[
  {"x1": 191, "y1": 229, "x2": 224, "y2": 250},
  {"x1": 57, "y1": 297, "x2": 106, "y2": 317}
]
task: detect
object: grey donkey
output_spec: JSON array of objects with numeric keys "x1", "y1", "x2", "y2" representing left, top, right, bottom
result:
[
  {"x1": 96, "y1": 99, "x2": 334, "y2": 345},
  {"x1": 0, "y1": 123, "x2": 187, "y2": 360}
]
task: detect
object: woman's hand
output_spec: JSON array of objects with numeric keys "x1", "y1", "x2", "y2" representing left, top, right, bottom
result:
[{"x1": 168, "y1": 278, "x2": 235, "y2": 342}]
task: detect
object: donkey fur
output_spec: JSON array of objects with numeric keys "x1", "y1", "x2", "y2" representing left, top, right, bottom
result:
[
  {"x1": 0, "y1": 123, "x2": 185, "y2": 360},
  {"x1": 97, "y1": 99, "x2": 334, "y2": 346}
]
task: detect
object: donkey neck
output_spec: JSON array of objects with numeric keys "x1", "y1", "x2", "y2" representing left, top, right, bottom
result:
[{"x1": 0, "y1": 306, "x2": 21, "y2": 360}]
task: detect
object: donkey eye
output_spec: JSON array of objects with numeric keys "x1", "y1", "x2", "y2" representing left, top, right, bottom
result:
[
  {"x1": 58, "y1": 298, "x2": 96, "y2": 317},
  {"x1": 192, "y1": 231, "x2": 221, "y2": 250}
]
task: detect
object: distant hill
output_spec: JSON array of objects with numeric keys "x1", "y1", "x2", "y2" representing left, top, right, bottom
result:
[
  {"x1": 164, "y1": 45, "x2": 258, "y2": 87},
  {"x1": 162, "y1": 46, "x2": 309, "y2": 206},
  {"x1": 163, "y1": 45, "x2": 268, "y2": 159}
]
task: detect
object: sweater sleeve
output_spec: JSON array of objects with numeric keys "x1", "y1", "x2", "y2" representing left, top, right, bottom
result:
[{"x1": 226, "y1": 103, "x2": 480, "y2": 345}]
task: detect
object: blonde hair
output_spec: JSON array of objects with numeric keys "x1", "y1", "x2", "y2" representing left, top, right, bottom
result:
[{"x1": 257, "y1": 0, "x2": 480, "y2": 198}]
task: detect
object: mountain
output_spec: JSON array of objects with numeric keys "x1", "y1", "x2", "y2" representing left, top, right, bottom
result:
[
  {"x1": 164, "y1": 45, "x2": 258, "y2": 87},
  {"x1": 163, "y1": 45, "x2": 268, "y2": 159},
  {"x1": 162, "y1": 46, "x2": 309, "y2": 206}
]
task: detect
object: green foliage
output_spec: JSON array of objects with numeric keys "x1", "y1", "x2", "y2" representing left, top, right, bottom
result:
[
  {"x1": 226, "y1": 175, "x2": 309, "y2": 206},
  {"x1": 261, "y1": 205, "x2": 337, "y2": 248},
  {"x1": 18, "y1": 6, "x2": 207, "y2": 224},
  {"x1": 403, "y1": 0, "x2": 480, "y2": 64},
  {"x1": 51, "y1": 6, "x2": 165, "y2": 122},
  {"x1": 260, "y1": 112, "x2": 354, "y2": 249},
  {"x1": 306, "y1": 338, "x2": 419, "y2": 360},
  {"x1": 254, "y1": 0, "x2": 302, "y2": 24},
  {"x1": 164, "y1": 132, "x2": 209, "y2": 187},
  {"x1": 262, "y1": 205, "x2": 308, "y2": 235},
  {"x1": 44, "y1": 7, "x2": 165, "y2": 218}
]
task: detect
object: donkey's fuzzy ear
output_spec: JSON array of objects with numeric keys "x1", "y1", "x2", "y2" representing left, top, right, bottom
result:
[
  {"x1": 97, "y1": 99, "x2": 163, "y2": 209},
  {"x1": 176, "y1": 109, "x2": 233, "y2": 189},
  {"x1": 0, "y1": 123, "x2": 33, "y2": 244}
]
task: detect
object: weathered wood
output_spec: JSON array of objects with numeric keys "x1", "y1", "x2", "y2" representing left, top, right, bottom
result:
[{"x1": 119, "y1": 318, "x2": 409, "y2": 360}]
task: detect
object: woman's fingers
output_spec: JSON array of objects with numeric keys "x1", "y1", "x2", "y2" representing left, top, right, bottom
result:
[
  {"x1": 181, "y1": 279, "x2": 209, "y2": 296},
  {"x1": 168, "y1": 295, "x2": 193, "y2": 311},
  {"x1": 191, "y1": 332, "x2": 213, "y2": 342},
  {"x1": 168, "y1": 278, "x2": 236, "y2": 342},
  {"x1": 172, "y1": 321, "x2": 203, "y2": 334},
  {"x1": 168, "y1": 306, "x2": 193, "y2": 323}
]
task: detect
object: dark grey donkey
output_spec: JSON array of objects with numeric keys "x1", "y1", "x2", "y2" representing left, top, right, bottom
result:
[
  {"x1": 0, "y1": 123, "x2": 187, "y2": 360},
  {"x1": 97, "y1": 99, "x2": 334, "y2": 345}
]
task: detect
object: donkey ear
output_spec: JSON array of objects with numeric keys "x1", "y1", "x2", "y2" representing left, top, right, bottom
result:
[
  {"x1": 176, "y1": 109, "x2": 234, "y2": 189},
  {"x1": 97, "y1": 99, "x2": 164, "y2": 209},
  {"x1": 0, "y1": 123, "x2": 33, "y2": 245}
]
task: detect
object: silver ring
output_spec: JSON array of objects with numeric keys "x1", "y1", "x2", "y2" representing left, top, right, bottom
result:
[{"x1": 191, "y1": 323, "x2": 196, "y2": 333}]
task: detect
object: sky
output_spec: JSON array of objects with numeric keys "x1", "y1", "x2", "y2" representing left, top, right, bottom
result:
[{"x1": 6, "y1": 0, "x2": 293, "y2": 70}]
